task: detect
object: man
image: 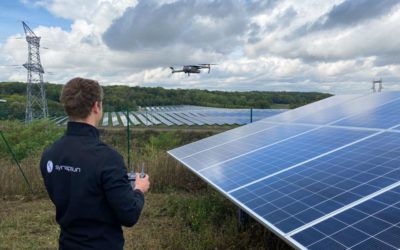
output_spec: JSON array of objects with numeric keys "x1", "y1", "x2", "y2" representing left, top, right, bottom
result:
[{"x1": 40, "y1": 77, "x2": 150, "y2": 249}]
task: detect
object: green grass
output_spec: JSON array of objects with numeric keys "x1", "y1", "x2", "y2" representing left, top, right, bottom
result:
[
  {"x1": 0, "y1": 121, "x2": 292, "y2": 249},
  {"x1": 0, "y1": 191, "x2": 290, "y2": 249}
]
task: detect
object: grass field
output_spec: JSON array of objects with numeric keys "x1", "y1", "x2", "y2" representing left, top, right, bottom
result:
[
  {"x1": 0, "y1": 191, "x2": 290, "y2": 249},
  {"x1": 0, "y1": 121, "x2": 292, "y2": 249}
]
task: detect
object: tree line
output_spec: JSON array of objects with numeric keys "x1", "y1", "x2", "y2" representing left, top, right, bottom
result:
[{"x1": 0, "y1": 81, "x2": 331, "y2": 120}]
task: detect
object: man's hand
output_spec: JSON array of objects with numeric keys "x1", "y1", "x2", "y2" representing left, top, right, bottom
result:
[{"x1": 134, "y1": 173, "x2": 150, "y2": 193}]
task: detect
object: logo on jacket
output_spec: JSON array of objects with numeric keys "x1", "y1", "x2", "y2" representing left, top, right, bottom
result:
[{"x1": 47, "y1": 160, "x2": 53, "y2": 173}]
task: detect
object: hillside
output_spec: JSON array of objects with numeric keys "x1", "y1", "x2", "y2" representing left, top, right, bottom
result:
[{"x1": 0, "y1": 81, "x2": 331, "y2": 120}]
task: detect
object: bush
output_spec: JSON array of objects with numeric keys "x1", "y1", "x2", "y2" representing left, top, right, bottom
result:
[{"x1": 0, "y1": 120, "x2": 64, "y2": 162}]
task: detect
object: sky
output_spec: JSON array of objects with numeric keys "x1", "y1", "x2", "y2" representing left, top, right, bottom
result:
[{"x1": 0, "y1": 0, "x2": 400, "y2": 94}]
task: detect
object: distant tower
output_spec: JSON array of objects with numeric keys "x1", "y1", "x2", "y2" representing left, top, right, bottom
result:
[
  {"x1": 22, "y1": 21, "x2": 48, "y2": 123},
  {"x1": 372, "y1": 79, "x2": 383, "y2": 93}
]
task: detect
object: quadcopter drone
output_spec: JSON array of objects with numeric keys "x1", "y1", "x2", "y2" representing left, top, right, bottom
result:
[{"x1": 169, "y1": 64, "x2": 216, "y2": 76}]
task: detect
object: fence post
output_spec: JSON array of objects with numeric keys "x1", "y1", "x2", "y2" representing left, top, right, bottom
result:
[
  {"x1": 0, "y1": 130, "x2": 33, "y2": 194},
  {"x1": 126, "y1": 110, "x2": 131, "y2": 170}
]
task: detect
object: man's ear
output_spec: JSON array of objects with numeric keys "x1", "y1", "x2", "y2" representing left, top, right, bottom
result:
[{"x1": 93, "y1": 101, "x2": 101, "y2": 114}]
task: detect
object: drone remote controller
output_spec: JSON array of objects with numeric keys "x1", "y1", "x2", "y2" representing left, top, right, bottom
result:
[
  {"x1": 140, "y1": 163, "x2": 146, "y2": 178},
  {"x1": 127, "y1": 163, "x2": 146, "y2": 188}
]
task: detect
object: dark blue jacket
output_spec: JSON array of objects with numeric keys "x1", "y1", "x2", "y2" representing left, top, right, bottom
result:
[{"x1": 40, "y1": 122, "x2": 144, "y2": 250}]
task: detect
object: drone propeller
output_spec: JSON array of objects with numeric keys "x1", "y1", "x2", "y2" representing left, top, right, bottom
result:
[
  {"x1": 198, "y1": 63, "x2": 217, "y2": 67},
  {"x1": 198, "y1": 63, "x2": 216, "y2": 73}
]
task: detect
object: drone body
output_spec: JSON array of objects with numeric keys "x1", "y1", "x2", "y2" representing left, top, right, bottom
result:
[{"x1": 170, "y1": 64, "x2": 215, "y2": 76}]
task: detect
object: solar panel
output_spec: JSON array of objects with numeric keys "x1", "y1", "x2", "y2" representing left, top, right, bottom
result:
[
  {"x1": 118, "y1": 112, "x2": 128, "y2": 126},
  {"x1": 175, "y1": 113, "x2": 205, "y2": 125},
  {"x1": 151, "y1": 113, "x2": 174, "y2": 126},
  {"x1": 128, "y1": 113, "x2": 141, "y2": 125},
  {"x1": 133, "y1": 112, "x2": 152, "y2": 126},
  {"x1": 290, "y1": 92, "x2": 400, "y2": 126},
  {"x1": 102, "y1": 112, "x2": 109, "y2": 126},
  {"x1": 55, "y1": 116, "x2": 68, "y2": 125},
  {"x1": 168, "y1": 92, "x2": 400, "y2": 249},
  {"x1": 260, "y1": 94, "x2": 361, "y2": 124},
  {"x1": 199, "y1": 127, "x2": 373, "y2": 192},
  {"x1": 111, "y1": 112, "x2": 120, "y2": 126},
  {"x1": 167, "y1": 112, "x2": 194, "y2": 125},
  {"x1": 333, "y1": 99, "x2": 400, "y2": 129},
  {"x1": 158, "y1": 113, "x2": 184, "y2": 125},
  {"x1": 200, "y1": 112, "x2": 227, "y2": 125},
  {"x1": 185, "y1": 112, "x2": 216, "y2": 125},
  {"x1": 144, "y1": 113, "x2": 162, "y2": 125}
]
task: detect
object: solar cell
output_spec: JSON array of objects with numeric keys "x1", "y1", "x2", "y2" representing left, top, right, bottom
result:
[
  {"x1": 333, "y1": 99, "x2": 400, "y2": 129},
  {"x1": 230, "y1": 132, "x2": 400, "y2": 234},
  {"x1": 260, "y1": 94, "x2": 361, "y2": 123},
  {"x1": 200, "y1": 127, "x2": 373, "y2": 192},
  {"x1": 178, "y1": 123, "x2": 313, "y2": 171},
  {"x1": 292, "y1": 186, "x2": 400, "y2": 250},
  {"x1": 170, "y1": 121, "x2": 278, "y2": 158}
]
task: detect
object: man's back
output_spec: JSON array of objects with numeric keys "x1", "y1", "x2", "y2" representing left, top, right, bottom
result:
[{"x1": 40, "y1": 122, "x2": 144, "y2": 249}]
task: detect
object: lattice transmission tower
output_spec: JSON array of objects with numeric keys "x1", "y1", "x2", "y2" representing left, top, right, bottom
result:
[
  {"x1": 372, "y1": 78, "x2": 383, "y2": 93},
  {"x1": 22, "y1": 21, "x2": 48, "y2": 123}
]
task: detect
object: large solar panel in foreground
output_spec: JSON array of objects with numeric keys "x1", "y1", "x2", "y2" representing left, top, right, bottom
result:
[{"x1": 168, "y1": 92, "x2": 400, "y2": 249}]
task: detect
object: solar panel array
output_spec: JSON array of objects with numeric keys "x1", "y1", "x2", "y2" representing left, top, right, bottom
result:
[
  {"x1": 168, "y1": 92, "x2": 400, "y2": 249},
  {"x1": 54, "y1": 106, "x2": 286, "y2": 127}
]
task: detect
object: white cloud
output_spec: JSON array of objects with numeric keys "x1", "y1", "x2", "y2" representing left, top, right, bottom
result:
[{"x1": 0, "y1": 0, "x2": 399, "y2": 95}]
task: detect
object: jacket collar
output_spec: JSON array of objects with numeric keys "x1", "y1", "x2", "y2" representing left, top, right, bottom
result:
[{"x1": 66, "y1": 121, "x2": 100, "y2": 138}]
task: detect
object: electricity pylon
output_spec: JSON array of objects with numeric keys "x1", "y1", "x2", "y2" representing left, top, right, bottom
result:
[{"x1": 22, "y1": 21, "x2": 48, "y2": 123}]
